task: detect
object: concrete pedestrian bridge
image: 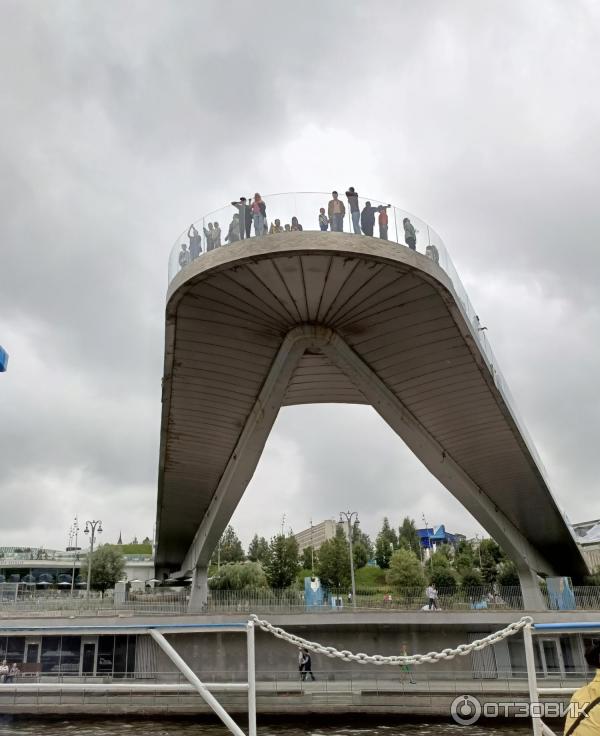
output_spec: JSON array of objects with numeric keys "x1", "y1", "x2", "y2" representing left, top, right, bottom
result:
[{"x1": 156, "y1": 192, "x2": 587, "y2": 610}]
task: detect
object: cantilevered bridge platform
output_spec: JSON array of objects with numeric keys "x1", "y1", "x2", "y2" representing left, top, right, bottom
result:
[{"x1": 156, "y1": 210, "x2": 587, "y2": 610}]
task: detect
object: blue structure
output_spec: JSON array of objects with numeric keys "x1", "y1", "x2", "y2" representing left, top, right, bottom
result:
[
  {"x1": 417, "y1": 525, "x2": 465, "y2": 551},
  {"x1": 304, "y1": 576, "x2": 325, "y2": 608},
  {"x1": 0, "y1": 345, "x2": 8, "y2": 373},
  {"x1": 546, "y1": 576, "x2": 576, "y2": 610}
]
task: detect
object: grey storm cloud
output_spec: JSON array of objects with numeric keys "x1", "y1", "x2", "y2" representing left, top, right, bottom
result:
[{"x1": 1, "y1": 0, "x2": 600, "y2": 550}]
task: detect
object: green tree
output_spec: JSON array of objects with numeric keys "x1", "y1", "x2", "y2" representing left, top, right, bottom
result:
[
  {"x1": 428, "y1": 549, "x2": 458, "y2": 593},
  {"x1": 430, "y1": 566, "x2": 458, "y2": 592},
  {"x1": 375, "y1": 517, "x2": 398, "y2": 569},
  {"x1": 352, "y1": 520, "x2": 374, "y2": 560},
  {"x1": 208, "y1": 562, "x2": 268, "y2": 590},
  {"x1": 461, "y1": 568, "x2": 484, "y2": 590},
  {"x1": 352, "y1": 541, "x2": 369, "y2": 569},
  {"x1": 317, "y1": 527, "x2": 351, "y2": 589},
  {"x1": 301, "y1": 546, "x2": 318, "y2": 571},
  {"x1": 386, "y1": 549, "x2": 426, "y2": 588},
  {"x1": 247, "y1": 534, "x2": 269, "y2": 565},
  {"x1": 433, "y1": 543, "x2": 453, "y2": 561},
  {"x1": 453, "y1": 550, "x2": 476, "y2": 577},
  {"x1": 456, "y1": 539, "x2": 473, "y2": 556},
  {"x1": 88, "y1": 545, "x2": 125, "y2": 593},
  {"x1": 397, "y1": 517, "x2": 421, "y2": 556},
  {"x1": 497, "y1": 560, "x2": 519, "y2": 587},
  {"x1": 478, "y1": 538, "x2": 504, "y2": 584},
  {"x1": 480, "y1": 555, "x2": 498, "y2": 584},
  {"x1": 479, "y1": 538, "x2": 504, "y2": 562},
  {"x1": 215, "y1": 526, "x2": 245, "y2": 564},
  {"x1": 264, "y1": 534, "x2": 299, "y2": 588}
]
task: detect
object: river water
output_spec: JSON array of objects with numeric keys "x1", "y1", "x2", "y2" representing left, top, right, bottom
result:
[{"x1": 0, "y1": 718, "x2": 536, "y2": 735}]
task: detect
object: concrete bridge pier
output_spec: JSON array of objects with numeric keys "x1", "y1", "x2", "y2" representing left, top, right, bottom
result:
[
  {"x1": 189, "y1": 566, "x2": 209, "y2": 612},
  {"x1": 156, "y1": 232, "x2": 588, "y2": 613},
  {"x1": 518, "y1": 567, "x2": 547, "y2": 612}
]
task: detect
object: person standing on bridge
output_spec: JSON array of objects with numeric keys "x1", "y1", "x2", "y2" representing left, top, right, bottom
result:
[
  {"x1": 318, "y1": 207, "x2": 329, "y2": 231},
  {"x1": 251, "y1": 193, "x2": 266, "y2": 238},
  {"x1": 231, "y1": 197, "x2": 252, "y2": 239},
  {"x1": 188, "y1": 224, "x2": 202, "y2": 260},
  {"x1": 328, "y1": 191, "x2": 345, "y2": 232},
  {"x1": 345, "y1": 186, "x2": 361, "y2": 234},
  {"x1": 212, "y1": 222, "x2": 222, "y2": 248},
  {"x1": 225, "y1": 214, "x2": 240, "y2": 244},
  {"x1": 378, "y1": 205, "x2": 390, "y2": 240},
  {"x1": 403, "y1": 217, "x2": 417, "y2": 250},
  {"x1": 178, "y1": 243, "x2": 191, "y2": 269},
  {"x1": 203, "y1": 222, "x2": 215, "y2": 250},
  {"x1": 360, "y1": 201, "x2": 378, "y2": 236}
]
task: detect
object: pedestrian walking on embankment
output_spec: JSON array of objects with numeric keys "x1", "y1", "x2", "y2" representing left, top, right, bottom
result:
[
  {"x1": 299, "y1": 648, "x2": 315, "y2": 681},
  {"x1": 400, "y1": 643, "x2": 416, "y2": 684},
  {"x1": 426, "y1": 583, "x2": 439, "y2": 610}
]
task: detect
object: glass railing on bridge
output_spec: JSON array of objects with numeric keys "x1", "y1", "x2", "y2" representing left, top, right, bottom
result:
[{"x1": 168, "y1": 191, "x2": 449, "y2": 282}]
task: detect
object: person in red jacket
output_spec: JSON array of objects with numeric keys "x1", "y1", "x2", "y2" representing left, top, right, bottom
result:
[{"x1": 378, "y1": 205, "x2": 390, "y2": 240}]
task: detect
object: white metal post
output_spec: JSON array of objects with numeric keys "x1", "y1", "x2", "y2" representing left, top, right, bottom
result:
[
  {"x1": 247, "y1": 621, "x2": 257, "y2": 736},
  {"x1": 523, "y1": 623, "x2": 543, "y2": 736},
  {"x1": 149, "y1": 629, "x2": 247, "y2": 736}
]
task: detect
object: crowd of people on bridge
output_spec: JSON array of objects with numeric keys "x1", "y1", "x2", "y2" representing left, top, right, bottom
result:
[{"x1": 178, "y1": 189, "x2": 440, "y2": 270}]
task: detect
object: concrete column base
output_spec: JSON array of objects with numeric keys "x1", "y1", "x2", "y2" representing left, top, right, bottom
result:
[
  {"x1": 188, "y1": 567, "x2": 208, "y2": 612},
  {"x1": 519, "y1": 567, "x2": 546, "y2": 611}
]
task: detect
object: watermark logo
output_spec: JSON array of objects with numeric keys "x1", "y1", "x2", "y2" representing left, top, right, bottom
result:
[
  {"x1": 451, "y1": 695, "x2": 482, "y2": 725},
  {"x1": 451, "y1": 695, "x2": 589, "y2": 724}
]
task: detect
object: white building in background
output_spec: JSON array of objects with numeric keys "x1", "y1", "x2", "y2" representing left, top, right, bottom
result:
[
  {"x1": 294, "y1": 519, "x2": 345, "y2": 554},
  {"x1": 0, "y1": 547, "x2": 155, "y2": 586},
  {"x1": 572, "y1": 520, "x2": 600, "y2": 573}
]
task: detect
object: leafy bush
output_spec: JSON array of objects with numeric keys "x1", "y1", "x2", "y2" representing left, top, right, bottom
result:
[
  {"x1": 386, "y1": 549, "x2": 426, "y2": 589},
  {"x1": 461, "y1": 568, "x2": 483, "y2": 589},
  {"x1": 208, "y1": 562, "x2": 268, "y2": 590},
  {"x1": 429, "y1": 566, "x2": 458, "y2": 593}
]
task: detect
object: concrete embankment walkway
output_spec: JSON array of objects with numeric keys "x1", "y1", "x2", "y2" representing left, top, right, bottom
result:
[{"x1": 0, "y1": 676, "x2": 580, "y2": 716}]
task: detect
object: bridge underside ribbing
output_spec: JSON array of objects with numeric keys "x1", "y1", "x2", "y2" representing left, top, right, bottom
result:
[{"x1": 156, "y1": 232, "x2": 587, "y2": 607}]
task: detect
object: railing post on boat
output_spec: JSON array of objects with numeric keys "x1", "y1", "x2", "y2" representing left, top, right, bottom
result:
[
  {"x1": 148, "y1": 629, "x2": 247, "y2": 736},
  {"x1": 523, "y1": 622, "x2": 543, "y2": 736},
  {"x1": 247, "y1": 620, "x2": 257, "y2": 736}
]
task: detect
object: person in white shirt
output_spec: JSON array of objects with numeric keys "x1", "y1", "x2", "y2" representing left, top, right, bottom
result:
[
  {"x1": 426, "y1": 584, "x2": 439, "y2": 610},
  {"x1": 0, "y1": 660, "x2": 9, "y2": 683}
]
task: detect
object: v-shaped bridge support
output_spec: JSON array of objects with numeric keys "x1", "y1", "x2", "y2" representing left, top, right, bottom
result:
[{"x1": 184, "y1": 325, "x2": 547, "y2": 611}]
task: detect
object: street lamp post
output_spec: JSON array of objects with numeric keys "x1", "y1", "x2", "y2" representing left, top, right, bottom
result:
[
  {"x1": 84, "y1": 519, "x2": 103, "y2": 598},
  {"x1": 67, "y1": 517, "x2": 80, "y2": 596},
  {"x1": 339, "y1": 511, "x2": 358, "y2": 608}
]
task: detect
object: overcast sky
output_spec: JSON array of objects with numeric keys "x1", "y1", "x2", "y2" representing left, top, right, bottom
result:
[{"x1": 1, "y1": 0, "x2": 600, "y2": 554}]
